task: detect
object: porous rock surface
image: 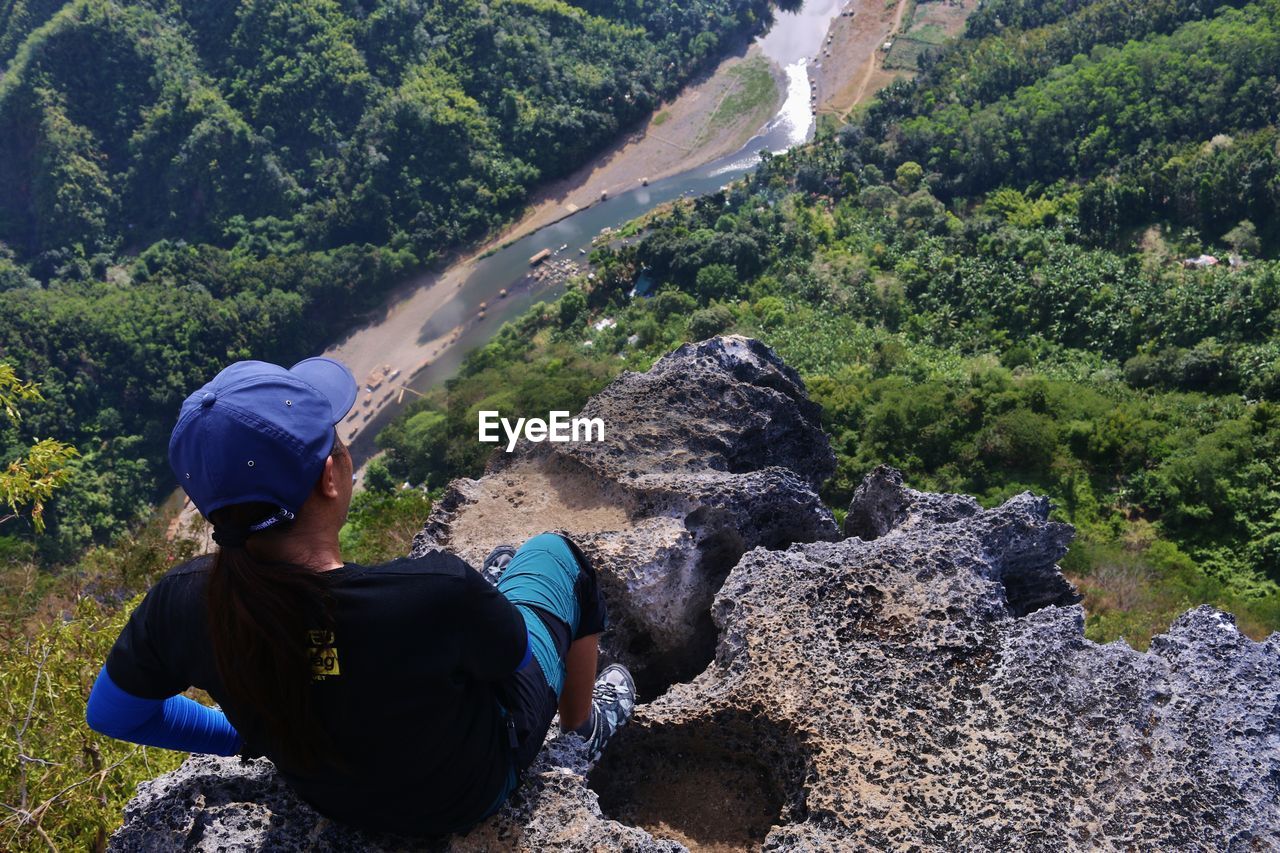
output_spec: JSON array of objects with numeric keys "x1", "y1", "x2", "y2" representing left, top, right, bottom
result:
[
  {"x1": 607, "y1": 474, "x2": 1279, "y2": 850},
  {"x1": 109, "y1": 338, "x2": 1280, "y2": 851}
]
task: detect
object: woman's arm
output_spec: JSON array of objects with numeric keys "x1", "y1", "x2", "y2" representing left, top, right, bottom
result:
[{"x1": 85, "y1": 666, "x2": 241, "y2": 756}]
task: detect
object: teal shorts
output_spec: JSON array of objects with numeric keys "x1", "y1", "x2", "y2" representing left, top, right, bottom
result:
[{"x1": 497, "y1": 532, "x2": 606, "y2": 694}]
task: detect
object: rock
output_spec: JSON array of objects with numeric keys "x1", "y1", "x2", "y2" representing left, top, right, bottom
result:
[
  {"x1": 412, "y1": 335, "x2": 839, "y2": 692},
  {"x1": 111, "y1": 338, "x2": 1279, "y2": 851},
  {"x1": 845, "y1": 465, "x2": 1079, "y2": 615},
  {"x1": 590, "y1": 486, "x2": 1278, "y2": 850},
  {"x1": 843, "y1": 463, "x2": 981, "y2": 540},
  {"x1": 110, "y1": 737, "x2": 682, "y2": 852}
]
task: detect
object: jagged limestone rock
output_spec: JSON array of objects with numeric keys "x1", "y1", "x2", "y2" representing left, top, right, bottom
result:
[
  {"x1": 109, "y1": 338, "x2": 1279, "y2": 851},
  {"x1": 844, "y1": 463, "x2": 981, "y2": 540},
  {"x1": 592, "y1": 486, "x2": 1278, "y2": 850},
  {"x1": 109, "y1": 736, "x2": 680, "y2": 852},
  {"x1": 846, "y1": 464, "x2": 1080, "y2": 616}
]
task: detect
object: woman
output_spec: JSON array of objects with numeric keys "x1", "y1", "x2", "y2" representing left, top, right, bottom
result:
[{"x1": 85, "y1": 357, "x2": 636, "y2": 837}]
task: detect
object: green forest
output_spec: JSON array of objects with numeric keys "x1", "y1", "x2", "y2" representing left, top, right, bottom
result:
[
  {"x1": 3, "y1": 0, "x2": 1280, "y2": 845},
  {"x1": 0, "y1": 0, "x2": 786, "y2": 561}
]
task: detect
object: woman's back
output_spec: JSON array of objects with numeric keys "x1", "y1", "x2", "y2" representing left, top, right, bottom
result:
[{"x1": 107, "y1": 550, "x2": 528, "y2": 836}]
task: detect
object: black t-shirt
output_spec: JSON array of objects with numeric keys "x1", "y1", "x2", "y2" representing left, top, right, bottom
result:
[{"x1": 105, "y1": 551, "x2": 528, "y2": 837}]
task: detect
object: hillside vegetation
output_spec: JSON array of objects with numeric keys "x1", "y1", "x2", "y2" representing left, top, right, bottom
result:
[{"x1": 377, "y1": 0, "x2": 1280, "y2": 645}]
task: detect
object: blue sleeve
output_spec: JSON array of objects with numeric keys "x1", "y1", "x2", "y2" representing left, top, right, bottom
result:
[{"x1": 85, "y1": 666, "x2": 241, "y2": 756}]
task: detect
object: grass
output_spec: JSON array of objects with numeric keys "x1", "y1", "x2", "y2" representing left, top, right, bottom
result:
[
  {"x1": 884, "y1": 37, "x2": 932, "y2": 70},
  {"x1": 1062, "y1": 524, "x2": 1280, "y2": 649},
  {"x1": 908, "y1": 23, "x2": 948, "y2": 45},
  {"x1": 699, "y1": 56, "x2": 780, "y2": 144},
  {"x1": 652, "y1": 109, "x2": 670, "y2": 126},
  {"x1": 885, "y1": 0, "x2": 968, "y2": 69}
]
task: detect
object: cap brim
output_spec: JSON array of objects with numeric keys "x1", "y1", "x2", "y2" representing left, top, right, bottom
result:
[{"x1": 290, "y1": 357, "x2": 358, "y2": 422}]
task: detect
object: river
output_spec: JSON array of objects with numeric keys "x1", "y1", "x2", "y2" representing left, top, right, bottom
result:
[{"x1": 341, "y1": 0, "x2": 852, "y2": 467}]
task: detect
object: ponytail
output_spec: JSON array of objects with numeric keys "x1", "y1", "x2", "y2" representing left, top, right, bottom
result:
[{"x1": 205, "y1": 502, "x2": 338, "y2": 772}]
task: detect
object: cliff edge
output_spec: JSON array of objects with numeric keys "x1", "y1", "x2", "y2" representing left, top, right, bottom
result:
[{"x1": 109, "y1": 337, "x2": 1280, "y2": 851}]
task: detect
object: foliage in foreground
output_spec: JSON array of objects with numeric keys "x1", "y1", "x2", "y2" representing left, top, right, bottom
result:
[
  {"x1": 0, "y1": 501, "x2": 205, "y2": 846},
  {"x1": 339, "y1": 482, "x2": 434, "y2": 565},
  {"x1": 0, "y1": 596, "x2": 185, "y2": 851},
  {"x1": 0, "y1": 365, "x2": 75, "y2": 535}
]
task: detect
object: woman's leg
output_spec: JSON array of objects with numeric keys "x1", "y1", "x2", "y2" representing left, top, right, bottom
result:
[
  {"x1": 494, "y1": 533, "x2": 609, "y2": 769},
  {"x1": 496, "y1": 533, "x2": 607, "y2": 696},
  {"x1": 559, "y1": 634, "x2": 600, "y2": 732},
  {"x1": 492, "y1": 534, "x2": 634, "y2": 784}
]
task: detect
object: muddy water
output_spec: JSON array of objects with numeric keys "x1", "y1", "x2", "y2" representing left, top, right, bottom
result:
[{"x1": 346, "y1": 0, "x2": 849, "y2": 465}]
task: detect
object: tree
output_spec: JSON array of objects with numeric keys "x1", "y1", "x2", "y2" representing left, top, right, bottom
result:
[
  {"x1": 688, "y1": 305, "x2": 735, "y2": 339},
  {"x1": 376, "y1": 407, "x2": 449, "y2": 487},
  {"x1": 363, "y1": 456, "x2": 396, "y2": 493},
  {"x1": 752, "y1": 295, "x2": 786, "y2": 328},
  {"x1": 559, "y1": 288, "x2": 588, "y2": 328},
  {"x1": 1222, "y1": 220, "x2": 1260, "y2": 257},
  {"x1": 895, "y1": 161, "x2": 924, "y2": 192},
  {"x1": 694, "y1": 263, "x2": 739, "y2": 302},
  {"x1": 653, "y1": 288, "x2": 696, "y2": 320},
  {"x1": 0, "y1": 365, "x2": 76, "y2": 532}
]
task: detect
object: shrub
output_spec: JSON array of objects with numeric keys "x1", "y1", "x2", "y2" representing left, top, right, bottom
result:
[
  {"x1": 752, "y1": 296, "x2": 786, "y2": 329},
  {"x1": 687, "y1": 305, "x2": 735, "y2": 340},
  {"x1": 559, "y1": 288, "x2": 587, "y2": 328},
  {"x1": 694, "y1": 264, "x2": 740, "y2": 303},
  {"x1": 1000, "y1": 343, "x2": 1034, "y2": 369},
  {"x1": 377, "y1": 407, "x2": 449, "y2": 487},
  {"x1": 975, "y1": 408, "x2": 1059, "y2": 473},
  {"x1": 895, "y1": 160, "x2": 924, "y2": 192},
  {"x1": 340, "y1": 487, "x2": 433, "y2": 565},
  {"x1": 0, "y1": 597, "x2": 186, "y2": 849},
  {"x1": 362, "y1": 456, "x2": 396, "y2": 493},
  {"x1": 653, "y1": 288, "x2": 696, "y2": 320}
]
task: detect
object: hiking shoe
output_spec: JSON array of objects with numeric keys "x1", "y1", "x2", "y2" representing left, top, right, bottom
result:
[
  {"x1": 581, "y1": 664, "x2": 636, "y2": 765},
  {"x1": 481, "y1": 544, "x2": 516, "y2": 586}
]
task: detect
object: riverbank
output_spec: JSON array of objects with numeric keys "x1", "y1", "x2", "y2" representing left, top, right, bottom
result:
[
  {"x1": 814, "y1": 0, "x2": 974, "y2": 121},
  {"x1": 485, "y1": 44, "x2": 787, "y2": 250},
  {"x1": 321, "y1": 43, "x2": 791, "y2": 450}
]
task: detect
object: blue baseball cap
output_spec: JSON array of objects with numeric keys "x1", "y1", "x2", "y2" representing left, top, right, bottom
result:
[{"x1": 169, "y1": 357, "x2": 358, "y2": 522}]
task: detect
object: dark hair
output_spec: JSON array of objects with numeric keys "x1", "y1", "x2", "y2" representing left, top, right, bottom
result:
[{"x1": 206, "y1": 501, "x2": 339, "y2": 772}]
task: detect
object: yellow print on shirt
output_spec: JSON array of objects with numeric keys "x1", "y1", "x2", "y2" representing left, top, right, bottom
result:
[{"x1": 308, "y1": 629, "x2": 340, "y2": 680}]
